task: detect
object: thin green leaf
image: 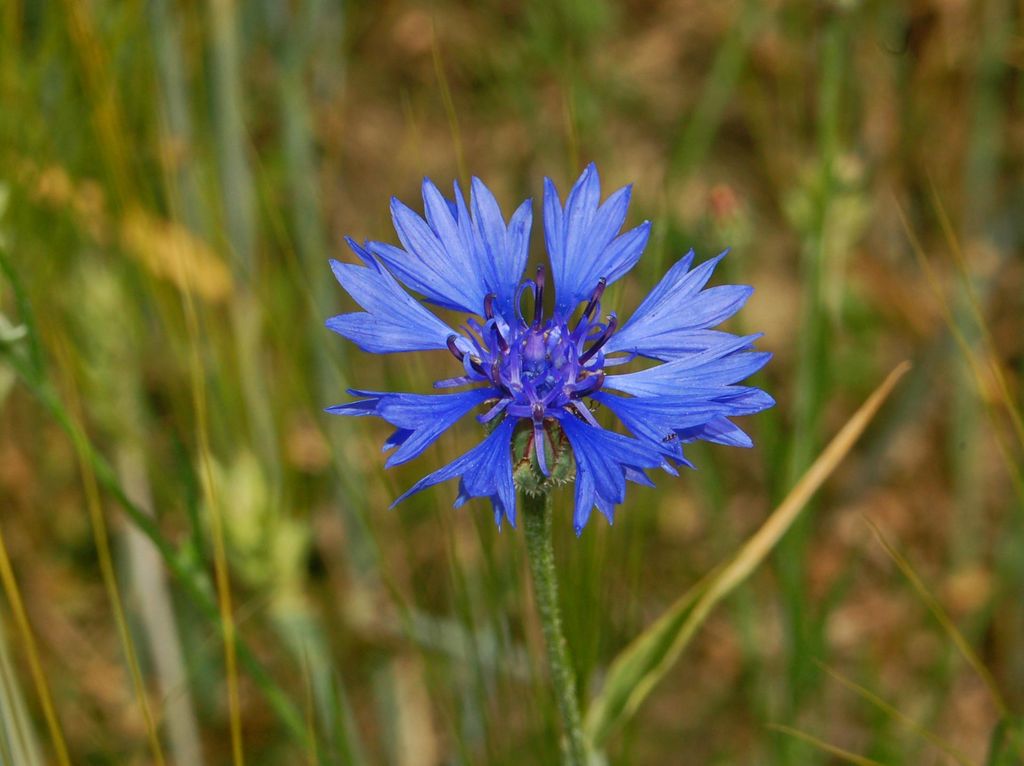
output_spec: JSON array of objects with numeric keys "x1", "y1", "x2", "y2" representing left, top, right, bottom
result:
[
  {"x1": 584, "y1": 362, "x2": 911, "y2": 747},
  {"x1": 768, "y1": 724, "x2": 889, "y2": 766}
]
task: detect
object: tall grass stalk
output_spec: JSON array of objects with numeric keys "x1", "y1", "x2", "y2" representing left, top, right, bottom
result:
[
  {"x1": 181, "y1": 258, "x2": 246, "y2": 766},
  {"x1": 57, "y1": 342, "x2": 167, "y2": 766},
  {"x1": 0, "y1": 523, "x2": 70, "y2": 766},
  {"x1": 667, "y1": 0, "x2": 761, "y2": 180},
  {"x1": 0, "y1": 609, "x2": 43, "y2": 766},
  {"x1": 768, "y1": 725, "x2": 886, "y2": 766},
  {"x1": 950, "y1": 0, "x2": 1010, "y2": 568},
  {"x1": 209, "y1": 0, "x2": 280, "y2": 486},
  {"x1": 776, "y1": 14, "x2": 847, "y2": 763},
  {"x1": 120, "y1": 446, "x2": 205, "y2": 766}
]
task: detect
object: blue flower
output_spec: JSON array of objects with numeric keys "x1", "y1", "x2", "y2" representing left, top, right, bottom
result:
[{"x1": 327, "y1": 166, "x2": 774, "y2": 534}]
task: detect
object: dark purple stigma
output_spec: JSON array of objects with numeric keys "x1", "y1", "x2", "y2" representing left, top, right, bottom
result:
[
  {"x1": 446, "y1": 334, "x2": 465, "y2": 361},
  {"x1": 491, "y1": 323, "x2": 508, "y2": 353},
  {"x1": 579, "y1": 313, "x2": 618, "y2": 365},
  {"x1": 533, "y1": 265, "x2": 545, "y2": 327},
  {"x1": 576, "y1": 277, "x2": 606, "y2": 333}
]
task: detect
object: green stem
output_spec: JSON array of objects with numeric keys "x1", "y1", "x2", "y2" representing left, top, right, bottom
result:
[{"x1": 522, "y1": 491, "x2": 587, "y2": 766}]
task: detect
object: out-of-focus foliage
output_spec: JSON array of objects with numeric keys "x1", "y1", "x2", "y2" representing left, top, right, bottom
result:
[{"x1": 0, "y1": 1, "x2": 1022, "y2": 764}]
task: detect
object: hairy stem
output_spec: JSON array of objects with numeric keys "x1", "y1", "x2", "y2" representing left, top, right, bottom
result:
[{"x1": 522, "y1": 491, "x2": 587, "y2": 765}]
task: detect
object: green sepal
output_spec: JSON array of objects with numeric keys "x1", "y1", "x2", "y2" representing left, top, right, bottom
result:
[{"x1": 512, "y1": 419, "x2": 575, "y2": 496}]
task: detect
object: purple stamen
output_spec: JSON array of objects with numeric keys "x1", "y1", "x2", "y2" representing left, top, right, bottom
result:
[
  {"x1": 571, "y1": 400, "x2": 601, "y2": 427},
  {"x1": 460, "y1": 323, "x2": 490, "y2": 361},
  {"x1": 533, "y1": 265, "x2": 545, "y2": 327},
  {"x1": 603, "y1": 352, "x2": 637, "y2": 367},
  {"x1": 434, "y1": 375, "x2": 474, "y2": 388},
  {"x1": 532, "y1": 402, "x2": 549, "y2": 476},
  {"x1": 507, "y1": 343, "x2": 522, "y2": 389},
  {"x1": 446, "y1": 335, "x2": 465, "y2": 361},
  {"x1": 577, "y1": 277, "x2": 607, "y2": 330},
  {"x1": 533, "y1": 424, "x2": 549, "y2": 475},
  {"x1": 514, "y1": 281, "x2": 534, "y2": 325},
  {"x1": 491, "y1": 323, "x2": 509, "y2": 353},
  {"x1": 478, "y1": 397, "x2": 511, "y2": 423},
  {"x1": 468, "y1": 356, "x2": 487, "y2": 377},
  {"x1": 579, "y1": 313, "x2": 618, "y2": 364},
  {"x1": 484, "y1": 292, "x2": 496, "y2": 320}
]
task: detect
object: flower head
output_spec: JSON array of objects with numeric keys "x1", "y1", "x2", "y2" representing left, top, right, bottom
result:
[{"x1": 327, "y1": 165, "x2": 773, "y2": 534}]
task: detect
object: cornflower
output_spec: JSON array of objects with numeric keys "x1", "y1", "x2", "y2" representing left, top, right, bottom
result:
[{"x1": 327, "y1": 165, "x2": 773, "y2": 533}]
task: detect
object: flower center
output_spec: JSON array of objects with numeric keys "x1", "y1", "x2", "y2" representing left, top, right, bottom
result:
[{"x1": 440, "y1": 267, "x2": 617, "y2": 442}]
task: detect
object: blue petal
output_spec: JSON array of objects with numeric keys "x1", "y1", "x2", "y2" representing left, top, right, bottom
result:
[
  {"x1": 676, "y1": 416, "x2": 754, "y2": 448},
  {"x1": 392, "y1": 418, "x2": 517, "y2": 528},
  {"x1": 559, "y1": 416, "x2": 666, "y2": 535},
  {"x1": 368, "y1": 178, "x2": 532, "y2": 317},
  {"x1": 606, "y1": 250, "x2": 754, "y2": 361},
  {"x1": 606, "y1": 334, "x2": 771, "y2": 397},
  {"x1": 326, "y1": 387, "x2": 496, "y2": 467},
  {"x1": 545, "y1": 164, "x2": 651, "y2": 316},
  {"x1": 572, "y1": 467, "x2": 597, "y2": 532},
  {"x1": 591, "y1": 394, "x2": 722, "y2": 462},
  {"x1": 367, "y1": 183, "x2": 486, "y2": 313},
  {"x1": 470, "y1": 179, "x2": 533, "y2": 318},
  {"x1": 326, "y1": 240, "x2": 456, "y2": 354},
  {"x1": 593, "y1": 388, "x2": 775, "y2": 460},
  {"x1": 594, "y1": 388, "x2": 773, "y2": 428}
]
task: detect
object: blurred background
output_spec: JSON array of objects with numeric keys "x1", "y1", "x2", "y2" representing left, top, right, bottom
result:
[{"x1": 1, "y1": 0, "x2": 1023, "y2": 763}]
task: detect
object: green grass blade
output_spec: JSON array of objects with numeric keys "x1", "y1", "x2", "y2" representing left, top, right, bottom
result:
[
  {"x1": 816, "y1": 661, "x2": 975, "y2": 766},
  {"x1": 768, "y1": 725, "x2": 889, "y2": 766},
  {"x1": 0, "y1": 559, "x2": 44, "y2": 766},
  {"x1": 584, "y1": 362, "x2": 910, "y2": 747},
  {"x1": 0, "y1": 250, "x2": 311, "y2": 752},
  {"x1": 667, "y1": 0, "x2": 762, "y2": 179}
]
